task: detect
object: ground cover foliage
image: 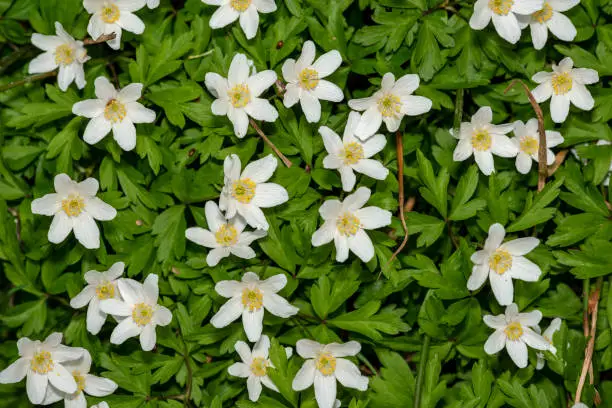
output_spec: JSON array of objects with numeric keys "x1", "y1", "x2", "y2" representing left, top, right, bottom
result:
[{"x1": 0, "y1": 0, "x2": 612, "y2": 407}]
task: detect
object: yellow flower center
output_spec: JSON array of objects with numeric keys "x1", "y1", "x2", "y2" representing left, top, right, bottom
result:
[
  {"x1": 519, "y1": 135, "x2": 539, "y2": 155},
  {"x1": 30, "y1": 351, "x2": 53, "y2": 374},
  {"x1": 100, "y1": 4, "x2": 120, "y2": 23},
  {"x1": 230, "y1": 0, "x2": 251, "y2": 12},
  {"x1": 228, "y1": 84, "x2": 251, "y2": 108},
  {"x1": 336, "y1": 213, "x2": 361, "y2": 236},
  {"x1": 377, "y1": 93, "x2": 402, "y2": 118},
  {"x1": 551, "y1": 72, "x2": 573, "y2": 95},
  {"x1": 96, "y1": 281, "x2": 115, "y2": 300},
  {"x1": 504, "y1": 321, "x2": 524, "y2": 341},
  {"x1": 215, "y1": 224, "x2": 238, "y2": 247},
  {"x1": 315, "y1": 352, "x2": 336, "y2": 376},
  {"x1": 489, "y1": 0, "x2": 514, "y2": 15},
  {"x1": 132, "y1": 303, "x2": 154, "y2": 326},
  {"x1": 299, "y1": 68, "x2": 320, "y2": 91},
  {"x1": 489, "y1": 249, "x2": 513, "y2": 275},
  {"x1": 62, "y1": 194, "x2": 85, "y2": 217},
  {"x1": 55, "y1": 44, "x2": 74, "y2": 66},
  {"x1": 104, "y1": 99, "x2": 127, "y2": 123},
  {"x1": 231, "y1": 178, "x2": 256, "y2": 204},
  {"x1": 533, "y1": 2, "x2": 553, "y2": 23},
  {"x1": 73, "y1": 371, "x2": 86, "y2": 393},
  {"x1": 471, "y1": 128, "x2": 492, "y2": 151},
  {"x1": 342, "y1": 142, "x2": 364, "y2": 165},
  {"x1": 241, "y1": 288, "x2": 264, "y2": 311},
  {"x1": 250, "y1": 357, "x2": 268, "y2": 377}
]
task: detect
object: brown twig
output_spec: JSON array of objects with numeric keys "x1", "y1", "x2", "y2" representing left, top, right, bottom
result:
[
  {"x1": 387, "y1": 131, "x2": 409, "y2": 267},
  {"x1": 548, "y1": 149, "x2": 568, "y2": 176},
  {"x1": 0, "y1": 71, "x2": 57, "y2": 92},
  {"x1": 504, "y1": 79, "x2": 547, "y2": 191},
  {"x1": 575, "y1": 277, "x2": 603, "y2": 405},
  {"x1": 107, "y1": 62, "x2": 119, "y2": 88},
  {"x1": 83, "y1": 33, "x2": 116, "y2": 45},
  {"x1": 249, "y1": 118, "x2": 292, "y2": 167},
  {"x1": 275, "y1": 79, "x2": 286, "y2": 96}
]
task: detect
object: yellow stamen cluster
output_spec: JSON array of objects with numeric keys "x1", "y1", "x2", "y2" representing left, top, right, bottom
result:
[
  {"x1": 230, "y1": 0, "x2": 251, "y2": 12},
  {"x1": 96, "y1": 281, "x2": 115, "y2": 300},
  {"x1": 533, "y1": 2, "x2": 553, "y2": 23},
  {"x1": 377, "y1": 93, "x2": 402, "y2": 118},
  {"x1": 215, "y1": 224, "x2": 238, "y2": 247},
  {"x1": 519, "y1": 136, "x2": 539, "y2": 155},
  {"x1": 250, "y1": 357, "x2": 268, "y2": 377},
  {"x1": 62, "y1": 194, "x2": 85, "y2": 217},
  {"x1": 132, "y1": 303, "x2": 154, "y2": 326},
  {"x1": 231, "y1": 178, "x2": 256, "y2": 204},
  {"x1": 489, "y1": 249, "x2": 513, "y2": 275},
  {"x1": 100, "y1": 4, "x2": 121, "y2": 24},
  {"x1": 228, "y1": 84, "x2": 251, "y2": 108},
  {"x1": 30, "y1": 350, "x2": 53, "y2": 374},
  {"x1": 336, "y1": 213, "x2": 361, "y2": 236},
  {"x1": 342, "y1": 142, "x2": 364, "y2": 165},
  {"x1": 241, "y1": 288, "x2": 264, "y2": 311},
  {"x1": 488, "y1": 0, "x2": 513, "y2": 15},
  {"x1": 73, "y1": 371, "x2": 86, "y2": 392},
  {"x1": 551, "y1": 72, "x2": 573, "y2": 95},
  {"x1": 298, "y1": 68, "x2": 320, "y2": 91},
  {"x1": 504, "y1": 321, "x2": 524, "y2": 341},
  {"x1": 471, "y1": 129, "x2": 492, "y2": 151},
  {"x1": 104, "y1": 99, "x2": 127, "y2": 123},
  {"x1": 55, "y1": 44, "x2": 74, "y2": 66},
  {"x1": 315, "y1": 352, "x2": 336, "y2": 376}
]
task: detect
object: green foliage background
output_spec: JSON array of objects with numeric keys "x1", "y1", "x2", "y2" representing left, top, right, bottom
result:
[{"x1": 1, "y1": 0, "x2": 612, "y2": 407}]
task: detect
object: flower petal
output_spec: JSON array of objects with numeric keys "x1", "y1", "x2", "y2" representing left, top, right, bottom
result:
[
  {"x1": 209, "y1": 4, "x2": 239, "y2": 29},
  {"x1": 314, "y1": 373, "x2": 337, "y2": 408},
  {"x1": 139, "y1": 324, "x2": 156, "y2": 351},
  {"x1": 292, "y1": 360, "x2": 316, "y2": 391},
  {"x1": 351, "y1": 159, "x2": 389, "y2": 181},
  {"x1": 48, "y1": 212, "x2": 73, "y2": 244},
  {"x1": 354, "y1": 207, "x2": 391, "y2": 230},
  {"x1": 0, "y1": 358, "x2": 29, "y2": 384},
  {"x1": 347, "y1": 229, "x2": 375, "y2": 262},
  {"x1": 253, "y1": 183, "x2": 288, "y2": 208},
  {"x1": 84, "y1": 375, "x2": 118, "y2": 397},
  {"x1": 335, "y1": 359, "x2": 368, "y2": 391},
  {"x1": 263, "y1": 293, "x2": 299, "y2": 318},
  {"x1": 186, "y1": 227, "x2": 217, "y2": 248},
  {"x1": 86, "y1": 197, "x2": 116, "y2": 221},
  {"x1": 110, "y1": 318, "x2": 141, "y2": 345},
  {"x1": 505, "y1": 340, "x2": 528, "y2": 368},
  {"x1": 27, "y1": 372, "x2": 49, "y2": 404},
  {"x1": 241, "y1": 154, "x2": 277, "y2": 183},
  {"x1": 242, "y1": 307, "x2": 264, "y2": 342},
  {"x1": 239, "y1": 6, "x2": 259, "y2": 40},
  {"x1": 48, "y1": 364, "x2": 78, "y2": 394},
  {"x1": 211, "y1": 296, "x2": 243, "y2": 328},
  {"x1": 73, "y1": 213, "x2": 100, "y2": 249},
  {"x1": 247, "y1": 70, "x2": 277, "y2": 97},
  {"x1": 484, "y1": 330, "x2": 506, "y2": 354},
  {"x1": 112, "y1": 119, "x2": 137, "y2": 151},
  {"x1": 31, "y1": 194, "x2": 61, "y2": 216}
]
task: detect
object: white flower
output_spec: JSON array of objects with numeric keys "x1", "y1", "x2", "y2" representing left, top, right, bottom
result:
[
  {"x1": 571, "y1": 404, "x2": 589, "y2": 408},
  {"x1": 484, "y1": 303, "x2": 554, "y2": 368},
  {"x1": 220, "y1": 154, "x2": 288, "y2": 231},
  {"x1": 311, "y1": 187, "x2": 391, "y2": 263},
  {"x1": 292, "y1": 340, "x2": 368, "y2": 408},
  {"x1": 282, "y1": 40, "x2": 343, "y2": 123},
  {"x1": 185, "y1": 201, "x2": 267, "y2": 266},
  {"x1": 29, "y1": 22, "x2": 90, "y2": 92},
  {"x1": 511, "y1": 118, "x2": 564, "y2": 174},
  {"x1": 42, "y1": 348, "x2": 117, "y2": 408},
  {"x1": 210, "y1": 272, "x2": 299, "y2": 342},
  {"x1": 347, "y1": 72, "x2": 432, "y2": 140},
  {"x1": 70, "y1": 262, "x2": 125, "y2": 335},
  {"x1": 205, "y1": 53, "x2": 278, "y2": 137},
  {"x1": 92, "y1": 403, "x2": 109, "y2": 408},
  {"x1": 146, "y1": 0, "x2": 159, "y2": 8},
  {"x1": 597, "y1": 140, "x2": 612, "y2": 186},
  {"x1": 0, "y1": 333, "x2": 83, "y2": 405},
  {"x1": 99, "y1": 274, "x2": 172, "y2": 351},
  {"x1": 452, "y1": 106, "x2": 518, "y2": 176},
  {"x1": 228, "y1": 335, "x2": 288, "y2": 401},
  {"x1": 468, "y1": 223, "x2": 542, "y2": 305},
  {"x1": 531, "y1": 57, "x2": 599, "y2": 123},
  {"x1": 518, "y1": 0, "x2": 578, "y2": 50},
  {"x1": 469, "y1": 0, "x2": 543, "y2": 44},
  {"x1": 84, "y1": 0, "x2": 147, "y2": 50},
  {"x1": 203, "y1": 0, "x2": 277, "y2": 40},
  {"x1": 319, "y1": 111, "x2": 389, "y2": 191},
  {"x1": 536, "y1": 317, "x2": 561, "y2": 369},
  {"x1": 72, "y1": 77, "x2": 155, "y2": 151},
  {"x1": 31, "y1": 174, "x2": 116, "y2": 249}
]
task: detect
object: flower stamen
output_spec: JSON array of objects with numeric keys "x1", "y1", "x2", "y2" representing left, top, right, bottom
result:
[
  {"x1": 551, "y1": 72, "x2": 573, "y2": 95},
  {"x1": 504, "y1": 321, "x2": 524, "y2": 341},
  {"x1": 96, "y1": 281, "x2": 115, "y2": 300},
  {"x1": 241, "y1": 288, "x2": 264, "y2": 311},
  {"x1": 471, "y1": 128, "x2": 492, "y2": 151},
  {"x1": 100, "y1": 4, "x2": 120, "y2": 24},
  {"x1": 30, "y1": 351, "x2": 53, "y2": 374},
  {"x1": 533, "y1": 2, "x2": 553, "y2": 23},
  {"x1": 231, "y1": 178, "x2": 256, "y2": 204},
  {"x1": 377, "y1": 93, "x2": 402, "y2": 118},
  {"x1": 55, "y1": 44, "x2": 74, "y2": 66},
  {"x1": 73, "y1": 371, "x2": 86, "y2": 393},
  {"x1": 228, "y1": 84, "x2": 251, "y2": 108},
  {"x1": 336, "y1": 213, "x2": 361, "y2": 236},
  {"x1": 104, "y1": 99, "x2": 127, "y2": 123},
  {"x1": 299, "y1": 68, "x2": 320, "y2": 91},
  {"x1": 489, "y1": 249, "x2": 513, "y2": 275},
  {"x1": 342, "y1": 142, "x2": 364, "y2": 165},
  {"x1": 315, "y1": 352, "x2": 336, "y2": 376},
  {"x1": 230, "y1": 0, "x2": 251, "y2": 12},
  {"x1": 519, "y1": 136, "x2": 539, "y2": 155},
  {"x1": 489, "y1": 0, "x2": 514, "y2": 15},
  {"x1": 132, "y1": 303, "x2": 154, "y2": 326},
  {"x1": 250, "y1": 357, "x2": 268, "y2": 377},
  {"x1": 215, "y1": 224, "x2": 238, "y2": 247},
  {"x1": 62, "y1": 194, "x2": 85, "y2": 217}
]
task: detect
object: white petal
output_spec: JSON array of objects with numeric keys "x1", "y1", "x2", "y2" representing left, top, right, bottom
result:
[
  {"x1": 117, "y1": 278, "x2": 144, "y2": 305},
  {"x1": 211, "y1": 296, "x2": 243, "y2": 328},
  {"x1": 500, "y1": 237, "x2": 539, "y2": 256},
  {"x1": 186, "y1": 227, "x2": 217, "y2": 248},
  {"x1": 347, "y1": 229, "x2": 375, "y2": 262},
  {"x1": 517, "y1": 309, "x2": 542, "y2": 327},
  {"x1": 242, "y1": 307, "x2": 264, "y2": 342},
  {"x1": 292, "y1": 360, "x2": 316, "y2": 391},
  {"x1": 31, "y1": 33, "x2": 63, "y2": 51},
  {"x1": 282, "y1": 58, "x2": 297, "y2": 83},
  {"x1": 484, "y1": 330, "x2": 506, "y2": 354},
  {"x1": 472, "y1": 106, "x2": 492, "y2": 125},
  {"x1": 83, "y1": 116, "x2": 112, "y2": 145},
  {"x1": 521, "y1": 328, "x2": 551, "y2": 351},
  {"x1": 27, "y1": 373, "x2": 49, "y2": 404},
  {"x1": 215, "y1": 280, "x2": 245, "y2": 298},
  {"x1": 260, "y1": 375, "x2": 278, "y2": 392},
  {"x1": 351, "y1": 159, "x2": 389, "y2": 181},
  {"x1": 491, "y1": 134, "x2": 518, "y2": 158},
  {"x1": 335, "y1": 359, "x2": 368, "y2": 391},
  {"x1": 467, "y1": 263, "x2": 489, "y2": 291},
  {"x1": 531, "y1": 81, "x2": 553, "y2": 103},
  {"x1": 263, "y1": 293, "x2": 299, "y2": 318},
  {"x1": 326, "y1": 341, "x2": 361, "y2": 357},
  {"x1": 228, "y1": 362, "x2": 251, "y2": 378},
  {"x1": 126, "y1": 102, "x2": 155, "y2": 123},
  {"x1": 239, "y1": 6, "x2": 259, "y2": 40},
  {"x1": 209, "y1": 5, "x2": 239, "y2": 29},
  {"x1": 112, "y1": 119, "x2": 137, "y2": 151},
  {"x1": 57, "y1": 65, "x2": 76, "y2": 91},
  {"x1": 547, "y1": 12, "x2": 576, "y2": 41},
  {"x1": 382, "y1": 115, "x2": 402, "y2": 133},
  {"x1": 28, "y1": 52, "x2": 58, "y2": 74},
  {"x1": 242, "y1": 154, "x2": 277, "y2": 183},
  {"x1": 469, "y1": 0, "x2": 492, "y2": 29},
  {"x1": 70, "y1": 285, "x2": 95, "y2": 309},
  {"x1": 247, "y1": 376, "x2": 263, "y2": 401},
  {"x1": 492, "y1": 13, "x2": 521, "y2": 44},
  {"x1": 110, "y1": 318, "x2": 141, "y2": 345},
  {"x1": 313, "y1": 80, "x2": 344, "y2": 103},
  {"x1": 238, "y1": 203, "x2": 268, "y2": 230},
  {"x1": 347, "y1": 96, "x2": 374, "y2": 112},
  {"x1": 509, "y1": 256, "x2": 542, "y2": 282},
  {"x1": 548, "y1": 0, "x2": 579, "y2": 11},
  {"x1": 259, "y1": 274, "x2": 287, "y2": 293},
  {"x1": 474, "y1": 151, "x2": 494, "y2": 175},
  {"x1": 483, "y1": 314, "x2": 507, "y2": 329},
  {"x1": 73, "y1": 213, "x2": 100, "y2": 249},
  {"x1": 211, "y1": 99, "x2": 229, "y2": 116},
  {"x1": 401, "y1": 95, "x2": 432, "y2": 116},
  {"x1": 253, "y1": 183, "x2": 288, "y2": 207},
  {"x1": 86, "y1": 298, "x2": 107, "y2": 335},
  {"x1": 506, "y1": 340, "x2": 528, "y2": 368},
  {"x1": 297, "y1": 340, "x2": 322, "y2": 358},
  {"x1": 118, "y1": 83, "x2": 143, "y2": 103},
  {"x1": 48, "y1": 212, "x2": 73, "y2": 244},
  {"x1": 73, "y1": 100, "x2": 105, "y2": 118},
  {"x1": 296, "y1": 40, "x2": 316, "y2": 71},
  {"x1": 247, "y1": 70, "x2": 277, "y2": 97},
  {"x1": 154, "y1": 306, "x2": 172, "y2": 326},
  {"x1": 31, "y1": 194, "x2": 61, "y2": 216},
  {"x1": 319, "y1": 126, "x2": 343, "y2": 154},
  {"x1": 512, "y1": 0, "x2": 545, "y2": 14},
  {"x1": 143, "y1": 274, "x2": 159, "y2": 304},
  {"x1": 312, "y1": 50, "x2": 342, "y2": 78},
  {"x1": 83, "y1": 375, "x2": 118, "y2": 396},
  {"x1": 515, "y1": 152, "x2": 533, "y2": 174},
  {"x1": 117, "y1": 12, "x2": 145, "y2": 34},
  {"x1": 354, "y1": 106, "x2": 382, "y2": 139},
  {"x1": 361, "y1": 134, "x2": 386, "y2": 157},
  {"x1": 569, "y1": 83, "x2": 594, "y2": 111},
  {"x1": 99, "y1": 299, "x2": 131, "y2": 316},
  {"x1": 94, "y1": 76, "x2": 117, "y2": 100},
  {"x1": 312, "y1": 222, "x2": 336, "y2": 247},
  {"x1": 354, "y1": 207, "x2": 391, "y2": 229},
  {"x1": 339, "y1": 166, "x2": 356, "y2": 192},
  {"x1": 490, "y1": 272, "x2": 514, "y2": 306},
  {"x1": 0, "y1": 358, "x2": 28, "y2": 384},
  {"x1": 453, "y1": 139, "x2": 473, "y2": 162},
  {"x1": 228, "y1": 107, "x2": 250, "y2": 137},
  {"x1": 229, "y1": 53, "x2": 250, "y2": 85},
  {"x1": 334, "y1": 234, "x2": 349, "y2": 262},
  {"x1": 207, "y1": 247, "x2": 230, "y2": 265},
  {"x1": 283, "y1": 84, "x2": 300, "y2": 107},
  {"x1": 550, "y1": 94, "x2": 570, "y2": 123},
  {"x1": 300, "y1": 91, "x2": 322, "y2": 123},
  {"x1": 343, "y1": 187, "x2": 370, "y2": 211},
  {"x1": 140, "y1": 324, "x2": 156, "y2": 351},
  {"x1": 253, "y1": 0, "x2": 277, "y2": 13},
  {"x1": 314, "y1": 373, "x2": 337, "y2": 408},
  {"x1": 86, "y1": 197, "x2": 116, "y2": 221},
  {"x1": 48, "y1": 364, "x2": 78, "y2": 394},
  {"x1": 252, "y1": 335, "x2": 270, "y2": 359},
  {"x1": 571, "y1": 68, "x2": 599, "y2": 85}
]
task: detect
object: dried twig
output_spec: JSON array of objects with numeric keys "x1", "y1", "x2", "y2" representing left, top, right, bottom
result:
[
  {"x1": 548, "y1": 149, "x2": 568, "y2": 176},
  {"x1": 249, "y1": 118, "x2": 292, "y2": 167},
  {"x1": 83, "y1": 33, "x2": 116, "y2": 45},
  {"x1": 388, "y1": 131, "x2": 409, "y2": 266},
  {"x1": 275, "y1": 79, "x2": 286, "y2": 96},
  {"x1": 0, "y1": 71, "x2": 57, "y2": 92},
  {"x1": 504, "y1": 79, "x2": 547, "y2": 191}
]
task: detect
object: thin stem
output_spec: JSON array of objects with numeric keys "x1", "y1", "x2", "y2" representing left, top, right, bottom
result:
[
  {"x1": 504, "y1": 79, "x2": 547, "y2": 191},
  {"x1": 548, "y1": 149, "x2": 568, "y2": 176},
  {"x1": 186, "y1": 49, "x2": 214, "y2": 60},
  {"x1": 83, "y1": 33, "x2": 116, "y2": 45},
  {"x1": 453, "y1": 88, "x2": 464, "y2": 136},
  {"x1": 275, "y1": 79, "x2": 286, "y2": 96},
  {"x1": 414, "y1": 335, "x2": 431, "y2": 408},
  {"x1": 357, "y1": 353, "x2": 378, "y2": 376},
  {"x1": 0, "y1": 71, "x2": 56, "y2": 92},
  {"x1": 386, "y1": 131, "x2": 409, "y2": 270},
  {"x1": 249, "y1": 118, "x2": 292, "y2": 167}
]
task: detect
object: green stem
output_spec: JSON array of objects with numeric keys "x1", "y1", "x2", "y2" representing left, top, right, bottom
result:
[
  {"x1": 0, "y1": 71, "x2": 56, "y2": 92},
  {"x1": 357, "y1": 353, "x2": 378, "y2": 376},
  {"x1": 414, "y1": 335, "x2": 431, "y2": 408},
  {"x1": 453, "y1": 88, "x2": 464, "y2": 136}
]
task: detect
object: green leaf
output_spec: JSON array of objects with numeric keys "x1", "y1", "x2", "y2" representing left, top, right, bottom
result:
[{"x1": 327, "y1": 301, "x2": 410, "y2": 340}]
